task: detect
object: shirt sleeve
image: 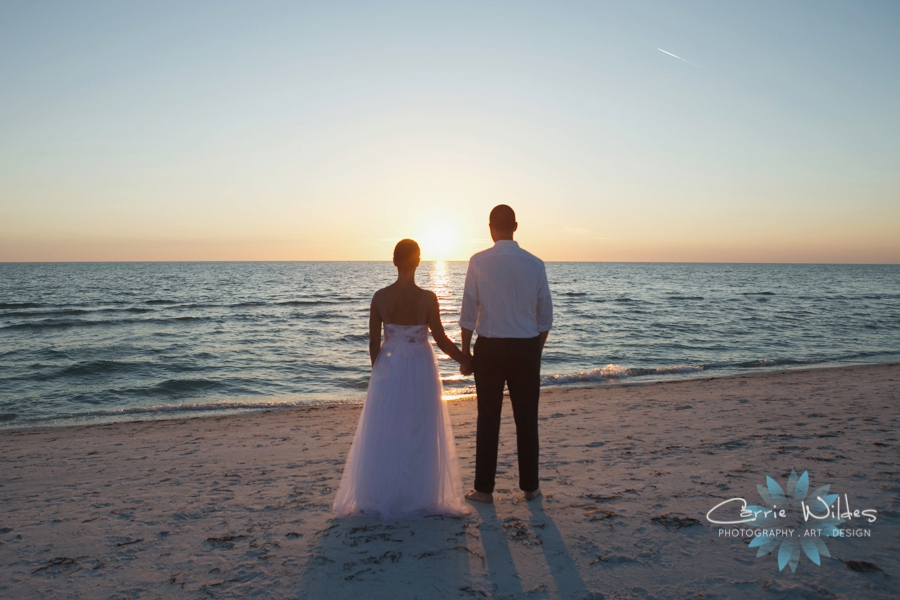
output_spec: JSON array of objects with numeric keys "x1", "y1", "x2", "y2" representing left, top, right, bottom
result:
[
  {"x1": 459, "y1": 259, "x2": 479, "y2": 330},
  {"x1": 536, "y1": 262, "x2": 553, "y2": 332}
]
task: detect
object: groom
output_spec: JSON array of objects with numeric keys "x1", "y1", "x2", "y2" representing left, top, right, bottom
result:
[{"x1": 459, "y1": 205, "x2": 553, "y2": 503}]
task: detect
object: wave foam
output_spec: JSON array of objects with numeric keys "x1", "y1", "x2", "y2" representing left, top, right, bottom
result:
[
  {"x1": 736, "y1": 358, "x2": 812, "y2": 368},
  {"x1": 542, "y1": 363, "x2": 705, "y2": 386},
  {"x1": 655, "y1": 364, "x2": 706, "y2": 374}
]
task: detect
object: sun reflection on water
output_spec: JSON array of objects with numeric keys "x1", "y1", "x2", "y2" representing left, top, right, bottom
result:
[
  {"x1": 426, "y1": 261, "x2": 471, "y2": 402},
  {"x1": 429, "y1": 260, "x2": 451, "y2": 300}
]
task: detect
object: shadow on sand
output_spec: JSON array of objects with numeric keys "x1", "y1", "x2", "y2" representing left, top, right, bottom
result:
[
  {"x1": 295, "y1": 512, "x2": 472, "y2": 599},
  {"x1": 525, "y1": 498, "x2": 594, "y2": 598},
  {"x1": 296, "y1": 499, "x2": 596, "y2": 599}
]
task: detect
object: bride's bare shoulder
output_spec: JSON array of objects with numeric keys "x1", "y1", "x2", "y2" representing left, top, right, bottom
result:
[
  {"x1": 421, "y1": 289, "x2": 439, "y2": 308},
  {"x1": 370, "y1": 287, "x2": 390, "y2": 313}
]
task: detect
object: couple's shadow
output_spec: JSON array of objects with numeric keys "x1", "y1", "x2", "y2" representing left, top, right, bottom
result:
[
  {"x1": 296, "y1": 511, "x2": 472, "y2": 599},
  {"x1": 471, "y1": 499, "x2": 592, "y2": 599},
  {"x1": 296, "y1": 498, "x2": 591, "y2": 599}
]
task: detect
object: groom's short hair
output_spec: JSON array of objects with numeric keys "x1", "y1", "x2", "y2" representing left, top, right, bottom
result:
[
  {"x1": 489, "y1": 205, "x2": 516, "y2": 232},
  {"x1": 393, "y1": 239, "x2": 420, "y2": 268}
]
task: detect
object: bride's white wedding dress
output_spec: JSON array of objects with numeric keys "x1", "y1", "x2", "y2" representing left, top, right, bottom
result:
[{"x1": 332, "y1": 323, "x2": 467, "y2": 519}]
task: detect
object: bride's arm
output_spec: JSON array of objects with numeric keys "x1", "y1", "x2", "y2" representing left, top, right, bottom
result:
[
  {"x1": 426, "y1": 292, "x2": 469, "y2": 365},
  {"x1": 369, "y1": 292, "x2": 383, "y2": 366}
]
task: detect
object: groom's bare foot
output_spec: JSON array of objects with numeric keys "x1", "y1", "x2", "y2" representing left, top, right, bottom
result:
[
  {"x1": 524, "y1": 488, "x2": 542, "y2": 501},
  {"x1": 465, "y1": 490, "x2": 493, "y2": 504}
]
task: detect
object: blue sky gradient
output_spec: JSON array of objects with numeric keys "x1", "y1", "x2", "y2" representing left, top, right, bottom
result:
[{"x1": 1, "y1": 1, "x2": 898, "y2": 261}]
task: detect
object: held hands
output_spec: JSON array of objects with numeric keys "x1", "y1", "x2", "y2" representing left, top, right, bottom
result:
[{"x1": 459, "y1": 353, "x2": 474, "y2": 376}]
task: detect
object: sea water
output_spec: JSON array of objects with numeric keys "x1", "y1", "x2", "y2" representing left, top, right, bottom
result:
[{"x1": 1, "y1": 262, "x2": 898, "y2": 428}]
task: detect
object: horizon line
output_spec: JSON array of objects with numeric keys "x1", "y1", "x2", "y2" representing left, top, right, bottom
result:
[{"x1": 2, "y1": 260, "x2": 898, "y2": 266}]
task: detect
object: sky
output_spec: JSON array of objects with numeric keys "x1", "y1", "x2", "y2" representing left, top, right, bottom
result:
[{"x1": 1, "y1": 1, "x2": 898, "y2": 263}]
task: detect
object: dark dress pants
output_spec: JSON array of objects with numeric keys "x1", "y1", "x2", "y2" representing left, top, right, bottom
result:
[{"x1": 473, "y1": 335, "x2": 542, "y2": 494}]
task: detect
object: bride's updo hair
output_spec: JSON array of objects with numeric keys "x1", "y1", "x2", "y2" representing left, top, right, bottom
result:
[{"x1": 393, "y1": 239, "x2": 420, "y2": 269}]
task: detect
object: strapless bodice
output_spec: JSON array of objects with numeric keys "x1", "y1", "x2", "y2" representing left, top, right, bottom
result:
[{"x1": 384, "y1": 323, "x2": 428, "y2": 344}]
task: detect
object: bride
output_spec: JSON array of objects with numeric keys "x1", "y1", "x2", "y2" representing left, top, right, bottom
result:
[{"x1": 332, "y1": 239, "x2": 471, "y2": 518}]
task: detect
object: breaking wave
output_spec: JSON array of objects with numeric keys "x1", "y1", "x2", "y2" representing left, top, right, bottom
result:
[{"x1": 542, "y1": 364, "x2": 706, "y2": 385}]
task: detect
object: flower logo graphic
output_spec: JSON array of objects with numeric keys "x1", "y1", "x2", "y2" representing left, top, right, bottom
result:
[{"x1": 745, "y1": 469, "x2": 845, "y2": 572}]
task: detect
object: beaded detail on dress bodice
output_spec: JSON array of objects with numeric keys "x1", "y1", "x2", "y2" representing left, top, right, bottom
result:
[{"x1": 384, "y1": 324, "x2": 428, "y2": 344}]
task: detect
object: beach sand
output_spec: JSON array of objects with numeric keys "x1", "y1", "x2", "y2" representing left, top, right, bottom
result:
[{"x1": 1, "y1": 364, "x2": 898, "y2": 599}]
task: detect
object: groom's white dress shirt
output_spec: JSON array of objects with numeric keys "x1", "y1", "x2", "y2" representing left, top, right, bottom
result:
[{"x1": 459, "y1": 240, "x2": 553, "y2": 338}]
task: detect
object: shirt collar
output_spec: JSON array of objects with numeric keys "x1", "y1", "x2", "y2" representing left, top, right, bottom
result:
[{"x1": 493, "y1": 240, "x2": 519, "y2": 249}]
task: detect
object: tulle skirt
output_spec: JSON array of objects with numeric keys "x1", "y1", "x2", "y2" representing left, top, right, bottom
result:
[{"x1": 332, "y1": 333, "x2": 467, "y2": 519}]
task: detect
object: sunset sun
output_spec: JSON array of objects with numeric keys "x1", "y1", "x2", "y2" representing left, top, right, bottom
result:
[{"x1": 419, "y1": 224, "x2": 461, "y2": 261}]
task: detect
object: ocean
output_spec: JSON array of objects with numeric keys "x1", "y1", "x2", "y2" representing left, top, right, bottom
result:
[{"x1": 1, "y1": 262, "x2": 898, "y2": 429}]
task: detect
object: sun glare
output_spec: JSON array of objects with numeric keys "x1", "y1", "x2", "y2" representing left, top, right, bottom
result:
[{"x1": 419, "y1": 224, "x2": 461, "y2": 260}]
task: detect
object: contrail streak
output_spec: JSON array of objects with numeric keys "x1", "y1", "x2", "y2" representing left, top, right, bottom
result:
[{"x1": 658, "y1": 48, "x2": 697, "y2": 67}]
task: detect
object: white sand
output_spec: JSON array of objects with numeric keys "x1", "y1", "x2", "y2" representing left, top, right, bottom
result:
[{"x1": 1, "y1": 364, "x2": 898, "y2": 599}]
